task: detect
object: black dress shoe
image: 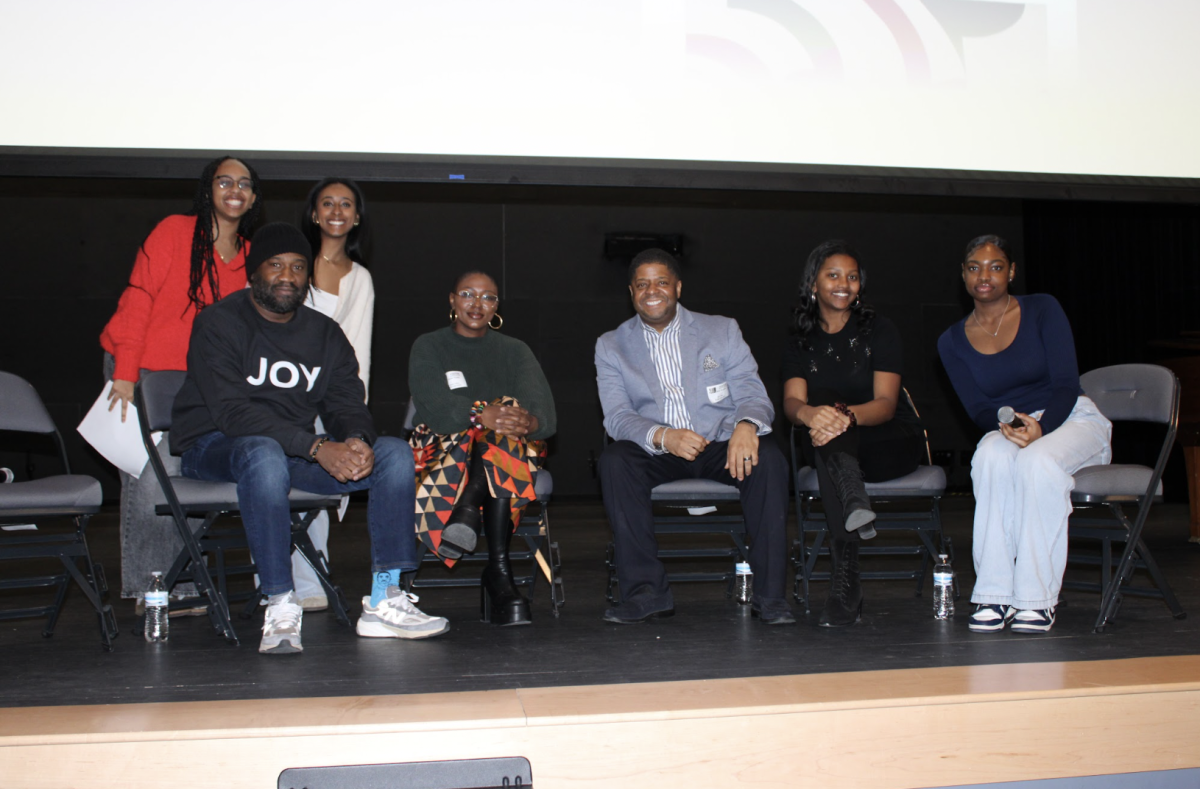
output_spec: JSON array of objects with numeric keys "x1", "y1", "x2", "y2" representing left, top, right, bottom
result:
[
  {"x1": 603, "y1": 590, "x2": 675, "y2": 624},
  {"x1": 751, "y1": 597, "x2": 797, "y2": 625}
]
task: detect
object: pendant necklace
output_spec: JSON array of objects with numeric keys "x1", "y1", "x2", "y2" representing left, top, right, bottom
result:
[{"x1": 972, "y1": 294, "x2": 1012, "y2": 337}]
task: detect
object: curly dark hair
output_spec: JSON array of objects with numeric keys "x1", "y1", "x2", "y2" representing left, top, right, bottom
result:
[
  {"x1": 302, "y1": 177, "x2": 370, "y2": 264},
  {"x1": 790, "y1": 239, "x2": 874, "y2": 350},
  {"x1": 183, "y1": 156, "x2": 261, "y2": 314}
]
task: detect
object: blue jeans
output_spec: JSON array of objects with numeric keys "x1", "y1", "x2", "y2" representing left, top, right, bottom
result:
[{"x1": 181, "y1": 432, "x2": 417, "y2": 597}]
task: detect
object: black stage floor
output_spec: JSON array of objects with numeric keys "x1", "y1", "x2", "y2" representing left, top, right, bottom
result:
[{"x1": 2, "y1": 498, "x2": 1198, "y2": 709}]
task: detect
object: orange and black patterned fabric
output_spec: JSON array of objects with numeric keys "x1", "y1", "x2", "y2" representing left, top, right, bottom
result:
[{"x1": 410, "y1": 396, "x2": 546, "y2": 565}]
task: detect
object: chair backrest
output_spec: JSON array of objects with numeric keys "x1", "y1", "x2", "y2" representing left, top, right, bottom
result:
[
  {"x1": 137, "y1": 371, "x2": 188, "y2": 433},
  {"x1": 1080, "y1": 364, "x2": 1178, "y2": 426},
  {"x1": 0, "y1": 371, "x2": 57, "y2": 435}
]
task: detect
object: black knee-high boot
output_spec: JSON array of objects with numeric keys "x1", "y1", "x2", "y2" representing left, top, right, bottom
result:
[
  {"x1": 480, "y1": 496, "x2": 532, "y2": 626},
  {"x1": 442, "y1": 451, "x2": 489, "y2": 559},
  {"x1": 825, "y1": 452, "x2": 876, "y2": 538},
  {"x1": 819, "y1": 540, "x2": 863, "y2": 627}
]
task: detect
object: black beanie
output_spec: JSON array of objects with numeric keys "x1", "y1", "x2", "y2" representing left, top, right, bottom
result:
[{"x1": 247, "y1": 223, "x2": 311, "y2": 274}]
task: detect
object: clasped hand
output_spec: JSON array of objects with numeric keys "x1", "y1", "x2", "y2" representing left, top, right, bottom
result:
[
  {"x1": 999, "y1": 412, "x2": 1042, "y2": 447},
  {"x1": 807, "y1": 405, "x2": 851, "y2": 448},
  {"x1": 315, "y1": 437, "x2": 374, "y2": 483},
  {"x1": 480, "y1": 404, "x2": 537, "y2": 438}
]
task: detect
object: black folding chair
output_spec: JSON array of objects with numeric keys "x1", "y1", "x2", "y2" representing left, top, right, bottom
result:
[
  {"x1": 402, "y1": 400, "x2": 564, "y2": 617},
  {"x1": 789, "y1": 390, "x2": 950, "y2": 613},
  {"x1": 0, "y1": 371, "x2": 118, "y2": 650},
  {"x1": 602, "y1": 434, "x2": 751, "y2": 605},
  {"x1": 1066, "y1": 363, "x2": 1187, "y2": 632},
  {"x1": 134, "y1": 371, "x2": 350, "y2": 645}
]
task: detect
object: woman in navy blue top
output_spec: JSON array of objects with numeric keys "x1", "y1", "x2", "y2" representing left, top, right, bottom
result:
[
  {"x1": 938, "y1": 235, "x2": 1111, "y2": 634},
  {"x1": 783, "y1": 240, "x2": 925, "y2": 627}
]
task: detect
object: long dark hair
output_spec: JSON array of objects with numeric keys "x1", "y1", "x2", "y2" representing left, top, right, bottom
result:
[
  {"x1": 184, "y1": 156, "x2": 261, "y2": 313},
  {"x1": 790, "y1": 239, "x2": 874, "y2": 350},
  {"x1": 302, "y1": 177, "x2": 370, "y2": 264}
]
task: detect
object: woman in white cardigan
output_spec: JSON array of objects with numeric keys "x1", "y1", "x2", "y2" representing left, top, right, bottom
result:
[{"x1": 292, "y1": 177, "x2": 376, "y2": 609}]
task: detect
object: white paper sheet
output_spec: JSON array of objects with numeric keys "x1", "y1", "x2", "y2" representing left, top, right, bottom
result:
[{"x1": 76, "y1": 382, "x2": 162, "y2": 478}]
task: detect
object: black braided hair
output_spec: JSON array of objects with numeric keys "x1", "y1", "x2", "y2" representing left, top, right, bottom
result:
[
  {"x1": 790, "y1": 239, "x2": 874, "y2": 350},
  {"x1": 184, "y1": 156, "x2": 262, "y2": 314}
]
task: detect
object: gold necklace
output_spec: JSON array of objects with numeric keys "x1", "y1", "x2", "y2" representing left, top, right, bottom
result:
[{"x1": 972, "y1": 295, "x2": 1012, "y2": 337}]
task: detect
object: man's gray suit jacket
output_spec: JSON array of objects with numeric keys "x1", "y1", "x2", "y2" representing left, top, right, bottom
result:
[{"x1": 595, "y1": 305, "x2": 774, "y2": 449}]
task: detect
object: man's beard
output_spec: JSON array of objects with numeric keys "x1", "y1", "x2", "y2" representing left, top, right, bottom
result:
[{"x1": 251, "y1": 275, "x2": 306, "y2": 314}]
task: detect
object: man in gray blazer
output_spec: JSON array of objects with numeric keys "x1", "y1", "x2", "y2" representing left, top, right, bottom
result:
[{"x1": 596, "y1": 248, "x2": 792, "y2": 624}]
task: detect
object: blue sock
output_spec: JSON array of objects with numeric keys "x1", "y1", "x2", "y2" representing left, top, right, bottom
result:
[{"x1": 369, "y1": 570, "x2": 402, "y2": 607}]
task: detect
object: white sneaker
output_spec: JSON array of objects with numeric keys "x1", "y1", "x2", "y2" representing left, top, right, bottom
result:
[
  {"x1": 260, "y1": 591, "x2": 303, "y2": 654},
  {"x1": 357, "y1": 587, "x2": 450, "y2": 639}
]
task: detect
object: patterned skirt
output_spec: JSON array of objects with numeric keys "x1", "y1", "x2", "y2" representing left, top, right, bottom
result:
[{"x1": 409, "y1": 397, "x2": 547, "y2": 566}]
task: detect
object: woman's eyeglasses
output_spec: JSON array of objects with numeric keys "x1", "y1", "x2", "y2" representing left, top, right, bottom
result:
[
  {"x1": 456, "y1": 290, "x2": 498, "y2": 305},
  {"x1": 214, "y1": 176, "x2": 254, "y2": 192}
]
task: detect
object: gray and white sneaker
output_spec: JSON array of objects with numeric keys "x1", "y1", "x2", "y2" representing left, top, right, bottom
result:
[
  {"x1": 357, "y1": 587, "x2": 450, "y2": 639},
  {"x1": 260, "y1": 591, "x2": 303, "y2": 654}
]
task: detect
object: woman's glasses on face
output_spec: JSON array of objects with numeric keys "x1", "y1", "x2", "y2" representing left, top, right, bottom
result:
[
  {"x1": 214, "y1": 176, "x2": 254, "y2": 192},
  {"x1": 457, "y1": 290, "x2": 498, "y2": 305}
]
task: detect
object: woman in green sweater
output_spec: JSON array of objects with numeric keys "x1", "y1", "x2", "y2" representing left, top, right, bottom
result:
[{"x1": 408, "y1": 271, "x2": 556, "y2": 625}]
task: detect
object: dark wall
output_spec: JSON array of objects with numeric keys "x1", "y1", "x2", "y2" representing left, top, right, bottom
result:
[{"x1": 9, "y1": 175, "x2": 1193, "y2": 499}]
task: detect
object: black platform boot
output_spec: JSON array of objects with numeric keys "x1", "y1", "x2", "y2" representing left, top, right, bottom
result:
[
  {"x1": 441, "y1": 457, "x2": 489, "y2": 559},
  {"x1": 480, "y1": 497, "x2": 532, "y2": 626},
  {"x1": 818, "y1": 540, "x2": 863, "y2": 627},
  {"x1": 825, "y1": 452, "x2": 876, "y2": 539}
]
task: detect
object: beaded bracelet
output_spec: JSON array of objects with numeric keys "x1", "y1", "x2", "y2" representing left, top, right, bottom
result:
[
  {"x1": 833, "y1": 402, "x2": 857, "y2": 428},
  {"x1": 468, "y1": 400, "x2": 488, "y2": 425},
  {"x1": 309, "y1": 436, "x2": 329, "y2": 461}
]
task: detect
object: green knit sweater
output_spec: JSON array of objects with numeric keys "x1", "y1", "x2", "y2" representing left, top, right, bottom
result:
[{"x1": 408, "y1": 327, "x2": 556, "y2": 440}]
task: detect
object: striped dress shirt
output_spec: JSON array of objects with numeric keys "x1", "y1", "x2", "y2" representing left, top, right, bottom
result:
[{"x1": 641, "y1": 312, "x2": 692, "y2": 453}]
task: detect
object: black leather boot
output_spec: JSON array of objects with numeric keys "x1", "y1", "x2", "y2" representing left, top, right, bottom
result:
[
  {"x1": 825, "y1": 452, "x2": 876, "y2": 539},
  {"x1": 818, "y1": 540, "x2": 863, "y2": 627},
  {"x1": 480, "y1": 497, "x2": 532, "y2": 626},
  {"x1": 441, "y1": 457, "x2": 488, "y2": 559}
]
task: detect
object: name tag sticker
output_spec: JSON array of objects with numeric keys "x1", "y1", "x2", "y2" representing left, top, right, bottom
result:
[
  {"x1": 707, "y1": 382, "x2": 730, "y2": 403},
  {"x1": 446, "y1": 371, "x2": 468, "y2": 390}
]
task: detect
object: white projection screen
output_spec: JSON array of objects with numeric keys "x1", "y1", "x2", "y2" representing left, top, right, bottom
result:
[{"x1": 2, "y1": 0, "x2": 1199, "y2": 194}]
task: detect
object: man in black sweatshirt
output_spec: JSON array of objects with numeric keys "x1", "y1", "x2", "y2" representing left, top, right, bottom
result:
[{"x1": 172, "y1": 223, "x2": 448, "y2": 654}]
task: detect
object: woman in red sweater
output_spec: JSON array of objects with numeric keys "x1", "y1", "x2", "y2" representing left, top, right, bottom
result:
[{"x1": 100, "y1": 156, "x2": 261, "y2": 604}]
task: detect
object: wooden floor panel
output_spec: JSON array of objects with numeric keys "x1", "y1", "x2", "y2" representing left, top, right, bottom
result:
[{"x1": 3, "y1": 656, "x2": 1199, "y2": 788}]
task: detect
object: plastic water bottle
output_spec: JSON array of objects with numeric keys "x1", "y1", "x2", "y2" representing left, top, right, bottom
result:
[
  {"x1": 933, "y1": 554, "x2": 954, "y2": 620},
  {"x1": 144, "y1": 571, "x2": 169, "y2": 642},
  {"x1": 734, "y1": 561, "x2": 753, "y2": 604}
]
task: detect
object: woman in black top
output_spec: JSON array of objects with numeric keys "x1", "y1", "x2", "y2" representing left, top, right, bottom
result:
[{"x1": 782, "y1": 240, "x2": 925, "y2": 626}]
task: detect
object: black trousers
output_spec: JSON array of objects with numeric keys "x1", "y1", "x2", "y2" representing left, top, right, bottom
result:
[
  {"x1": 598, "y1": 437, "x2": 789, "y2": 601},
  {"x1": 800, "y1": 388, "x2": 925, "y2": 541}
]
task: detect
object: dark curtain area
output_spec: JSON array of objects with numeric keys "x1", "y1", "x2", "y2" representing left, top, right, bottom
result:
[{"x1": 1024, "y1": 199, "x2": 1200, "y2": 499}]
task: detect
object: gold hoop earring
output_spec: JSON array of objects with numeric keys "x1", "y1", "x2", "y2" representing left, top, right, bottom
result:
[
  {"x1": 488, "y1": 313, "x2": 504, "y2": 330},
  {"x1": 449, "y1": 307, "x2": 457, "y2": 323}
]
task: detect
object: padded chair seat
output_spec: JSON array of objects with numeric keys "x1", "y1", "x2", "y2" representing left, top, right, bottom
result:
[
  {"x1": 534, "y1": 469, "x2": 553, "y2": 499},
  {"x1": 795, "y1": 465, "x2": 946, "y2": 497},
  {"x1": 1072, "y1": 464, "x2": 1161, "y2": 500},
  {"x1": 651, "y1": 478, "x2": 741, "y2": 502},
  {"x1": 153, "y1": 476, "x2": 341, "y2": 509},
  {"x1": 0, "y1": 475, "x2": 102, "y2": 512}
]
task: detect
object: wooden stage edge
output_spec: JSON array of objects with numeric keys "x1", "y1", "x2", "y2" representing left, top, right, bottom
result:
[{"x1": 3, "y1": 655, "x2": 1199, "y2": 788}]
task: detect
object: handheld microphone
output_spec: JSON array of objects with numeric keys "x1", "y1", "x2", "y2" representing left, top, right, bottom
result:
[{"x1": 997, "y1": 406, "x2": 1025, "y2": 429}]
